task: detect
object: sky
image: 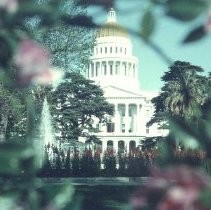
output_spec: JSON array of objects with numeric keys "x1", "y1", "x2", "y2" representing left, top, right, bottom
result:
[{"x1": 88, "y1": 1, "x2": 211, "y2": 91}]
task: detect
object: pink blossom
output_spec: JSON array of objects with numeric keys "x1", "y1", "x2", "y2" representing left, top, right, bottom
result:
[
  {"x1": 130, "y1": 166, "x2": 211, "y2": 210},
  {"x1": 15, "y1": 39, "x2": 63, "y2": 86},
  {"x1": 205, "y1": 10, "x2": 211, "y2": 33},
  {"x1": 0, "y1": 0, "x2": 18, "y2": 13}
]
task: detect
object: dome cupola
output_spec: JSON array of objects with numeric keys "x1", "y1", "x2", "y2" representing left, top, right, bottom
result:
[{"x1": 96, "y1": 8, "x2": 128, "y2": 38}]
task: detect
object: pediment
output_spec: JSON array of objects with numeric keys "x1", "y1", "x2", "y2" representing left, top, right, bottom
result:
[{"x1": 102, "y1": 86, "x2": 142, "y2": 98}]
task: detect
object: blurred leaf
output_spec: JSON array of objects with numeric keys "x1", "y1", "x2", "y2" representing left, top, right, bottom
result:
[
  {"x1": 42, "y1": 184, "x2": 74, "y2": 210},
  {"x1": 166, "y1": 0, "x2": 208, "y2": 21},
  {"x1": 0, "y1": 31, "x2": 16, "y2": 68},
  {"x1": 140, "y1": 10, "x2": 155, "y2": 40},
  {"x1": 11, "y1": 2, "x2": 58, "y2": 28},
  {"x1": 0, "y1": 194, "x2": 18, "y2": 210},
  {"x1": 62, "y1": 15, "x2": 97, "y2": 28},
  {"x1": 105, "y1": 200, "x2": 132, "y2": 210},
  {"x1": 200, "y1": 187, "x2": 211, "y2": 208},
  {"x1": 77, "y1": 0, "x2": 114, "y2": 9},
  {"x1": 183, "y1": 25, "x2": 207, "y2": 43}
]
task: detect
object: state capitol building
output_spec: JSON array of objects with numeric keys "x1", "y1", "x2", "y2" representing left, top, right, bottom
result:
[{"x1": 85, "y1": 8, "x2": 167, "y2": 153}]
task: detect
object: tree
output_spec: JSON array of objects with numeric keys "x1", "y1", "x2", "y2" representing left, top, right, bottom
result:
[
  {"x1": 149, "y1": 61, "x2": 208, "y2": 126},
  {"x1": 51, "y1": 72, "x2": 113, "y2": 143},
  {"x1": 34, "y1": 0, "x2": 93, "y2": 73},
  {"x1": 0, "y1": 83, "x2": 25, "y2": 141}
]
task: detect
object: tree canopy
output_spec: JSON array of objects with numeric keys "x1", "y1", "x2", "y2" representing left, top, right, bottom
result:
[{"x1": 51, "y1": 72, "x2": 113, "y2": 143}]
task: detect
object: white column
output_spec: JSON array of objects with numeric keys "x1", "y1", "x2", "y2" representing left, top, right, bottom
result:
[
  {"x1": 119, "y1": 61, "x2": 123, "y2": 76},
  {"x1": 126, "y1": 62, "x2": 129, "y2": 77},
  {"x1": 125, "y1": 103, "x2": 129, "y2": 134},
  {"x1": 113, "y1": 141, "x2": 118, "y2": 153},
  {"x1": 93, "y1": 62, "x2": 96, "y2": 78},
  {"x1": 136, "y1": 104, "x2": 141, "y2": 134},
  {"x1": 102, "y1": 140, "x2": 107, "y2": 152},
  {"x1": 99, "y1": 61, "x2": 102, "y2": 77},
  {"x1": 106, "y1": 61, "x2": 108, "y2": 76},
  {"x1": 114, "y1": 104, "x2": 119, "y2": 133},
  {"x1": 135, "y1": 104, "x2": 138, "y2": 134}
]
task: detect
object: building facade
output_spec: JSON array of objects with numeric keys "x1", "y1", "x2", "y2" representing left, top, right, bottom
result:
[{"x1": 86, "y1": 9, "x2": 165, "y2": 153}]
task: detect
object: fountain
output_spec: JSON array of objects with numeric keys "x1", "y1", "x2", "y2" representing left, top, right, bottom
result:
[{"x1": 40, "y1": 97, "x2": 55, "y2": 146}]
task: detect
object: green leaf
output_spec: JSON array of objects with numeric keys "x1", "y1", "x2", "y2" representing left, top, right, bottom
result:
[
  {"x1": 166, "y1": 0, "x2": 208, "y2": 21},
  {"x1": 140, "y1": 10, "x2": 155, "y2": 40},
  {"x1": 0, "y1": 142, "x2": 35, "y2": 175},
  {"x1": 183, "y1": 25, "x2": 207, "y2": 43},
  {"x1": 200, "y1": 188, "x2": 211, "y2": 208},
  {"x1": 169, "y1": 118, "x2": 200, "y2": 149}
]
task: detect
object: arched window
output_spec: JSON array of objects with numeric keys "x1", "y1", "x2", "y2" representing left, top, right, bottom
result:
[
  {"x1": 118, "y1": 141, "x2": 125, "y2": 153},
  {"x1": 107, "y1": 141, "x2": 114, "y2": 150},
  {"x1": 96, "y1": 141, "x2": 102, "y2": 153},
  {"x1": 129, "y1": 141, "x2": 136, "y2": 153}
]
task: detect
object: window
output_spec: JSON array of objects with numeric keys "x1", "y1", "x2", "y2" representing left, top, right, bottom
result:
[
  {"x1": 120, "y1": 47, "x2": 122, "y2": 53},
  {"x1": 107, "y1": 122, "x2": 115, "y2": 133},
  {"x1": 91, "y1": 64, "x2": 94, "y2": 77},
  {"x1": 116, "y1": 47, "x2": 118, "y2": 53},
  {"x1": 96, "y1": 64, "x2": 98, "y2": 76},
  {"x1": 118, "y1": 141, "x2": 125, "y2": 153},
  {"x1": 110, "y1": 65, "x2": 113, "y2": 75},
  {"x1": 146, "y1": 110, "x2": 150, "y2": 117},
  {"x1": 100, "y1": 47, "x2": 102, "y2": 53},
  {"x1": 125, "y1": 48, "x2": 126, "y2": 54},
  {"x1": 96, "y1": 48, "x2": 98, "y2": 54},
  {"x1": 110, "y1": 47, "x2": 112, "y2": 53},
  {"x1": 122, "y1": 109, "x2": 125, "y2": 117},
  {"x1": 105, "y1": 47, "x2": 107, "y2": 53},
  {"x1": 104, "y1": 65, "x2": 107, "y2": 75},
  {"x1": 115, "y1": 64, "x2": 119, "y2": 75},
  {"x1": 129, "y1": 107, "x2": 132, "y2": 117},
  {"x1": 121, "y1": 124, "x2": 125, "y2": 133}
]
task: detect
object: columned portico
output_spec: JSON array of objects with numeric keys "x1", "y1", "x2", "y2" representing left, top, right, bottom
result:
[{"x1": 85, "y1": 8, "x2": 165, "y2": 153}]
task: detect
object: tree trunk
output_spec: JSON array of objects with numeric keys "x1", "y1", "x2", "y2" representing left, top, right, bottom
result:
[{"x1": 0, "y1": 112, "x2": 9, "y2": 142}]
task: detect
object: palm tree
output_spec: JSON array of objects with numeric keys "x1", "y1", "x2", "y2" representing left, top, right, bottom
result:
[{"x1": 150, "y1": 61, "x2": 207, "y2": 124}]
